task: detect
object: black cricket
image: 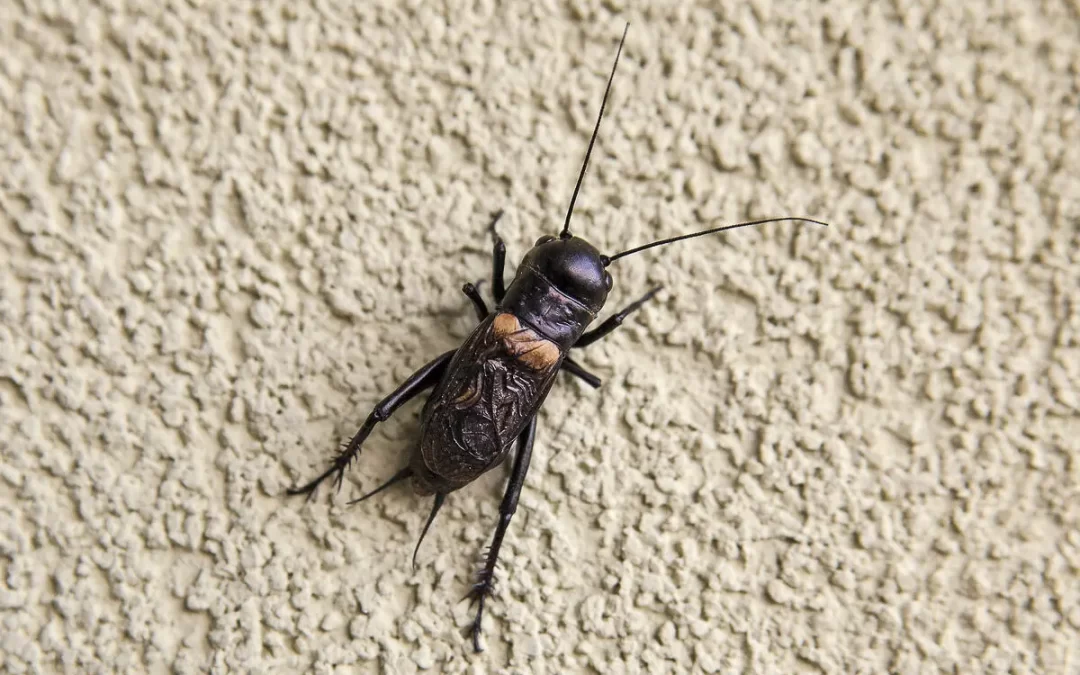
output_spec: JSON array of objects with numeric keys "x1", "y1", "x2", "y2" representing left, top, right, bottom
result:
[{"x1": 289, "y1": 24, "x2": 826, "y2": 652}]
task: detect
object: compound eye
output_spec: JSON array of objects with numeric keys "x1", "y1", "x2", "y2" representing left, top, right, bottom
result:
[
  {"x1": 535, "y1": 234, "x2": 556, "y2": 246},
  {"x1": 603, "y1": 272, "x2": 613, "y2": 290}
]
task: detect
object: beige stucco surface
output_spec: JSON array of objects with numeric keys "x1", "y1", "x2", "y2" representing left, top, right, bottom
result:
[{"x1": 2, "y1": 1, "x2": 1079, "y2": 673}]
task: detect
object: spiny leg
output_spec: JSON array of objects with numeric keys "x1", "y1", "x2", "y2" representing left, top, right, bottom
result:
[
  {"x1": 488, "y1": 210, "x2": 507, "y2": 304},
  {"x1": 467, "y1": 416, "x2": 537, "y2": 652},
  {"x1": 574, "y1": 286, "x2": 663, "y2": 348},
  {"x1": 287, "y1": 349, "x2": 456, "y2": 500},
  {"x1": 561, "y1": 357, "x2": 601, "y2": 388},
  {"x1": 462, "y1": 282, "x2": 489, "y2": 321}
]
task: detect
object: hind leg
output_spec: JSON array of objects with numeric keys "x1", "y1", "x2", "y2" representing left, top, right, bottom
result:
[
  {"x1": 467, "y1": 415, "x2": 537, "y2": 652},
  {"x1": 287, "y1": 349, "x2": 456, "y2": 499}
]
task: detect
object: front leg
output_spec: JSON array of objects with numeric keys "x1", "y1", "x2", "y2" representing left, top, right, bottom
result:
[
  {"x1": 462, "y1": 282, "x2": 489, "y2": 321},
  {"x1": 467, "y1": 415, "x2": 537, "y2": 652},
  {"x1": 574, "y1": 286, "x2": 663, "y2": 348},
  {"x1": 287, "y1": 349, "x2": 456, "y2": 499},
  {"x1": 488, "y1": 210, "x2": 507, "y2": 304}
]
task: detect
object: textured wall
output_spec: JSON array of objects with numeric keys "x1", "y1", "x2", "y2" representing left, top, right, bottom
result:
[{"x1": 2, "y1": 1, "x2": 1078, "y2": 673}]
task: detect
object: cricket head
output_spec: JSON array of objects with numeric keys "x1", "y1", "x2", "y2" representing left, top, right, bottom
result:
[{"x1": 519, "y1": 234, "x2": 612, "y2": 312}]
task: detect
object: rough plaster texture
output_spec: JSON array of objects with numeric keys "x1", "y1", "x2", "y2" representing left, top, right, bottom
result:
[{"x1": 1, "y1": 1, "x2": 1079, "y2": 673}]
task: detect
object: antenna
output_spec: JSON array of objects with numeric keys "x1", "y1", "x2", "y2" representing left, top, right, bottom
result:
[
  {"x1": 602, "y1": 217, "x2": 829, "y2": 265},
  {"x1": 560, "y1": 22, "x2": 630, "y2": 240}
]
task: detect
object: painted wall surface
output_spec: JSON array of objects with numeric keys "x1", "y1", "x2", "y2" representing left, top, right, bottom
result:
[{"x1": 1, "y1": 1, "x2": 1078, "y2": 673}]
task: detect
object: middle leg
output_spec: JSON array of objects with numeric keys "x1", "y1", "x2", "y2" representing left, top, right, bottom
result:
[
  {"x1": 467, "y1": 415, "x2": 537, "y2": 652},
  {"x1": 561, "y1": 357, "x2": 602, "y2": 388}
]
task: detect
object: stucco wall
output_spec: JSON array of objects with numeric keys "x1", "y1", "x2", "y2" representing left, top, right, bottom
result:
[{"x1": 1, "y1": 1, "x2": 1078, "y2": 673}]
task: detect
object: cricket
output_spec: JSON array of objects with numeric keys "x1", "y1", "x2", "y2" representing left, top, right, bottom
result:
[{"x1": 289, "y1": 23, "x2": 827, "y2": 652}]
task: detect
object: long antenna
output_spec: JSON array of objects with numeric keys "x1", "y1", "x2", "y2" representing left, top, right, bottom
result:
[
  {"x1": 560, "y1": 22, "x2": 630, "y2": 240},
  {"x1": 602, "y1": 217, "x2": 829, "y2": 264}
]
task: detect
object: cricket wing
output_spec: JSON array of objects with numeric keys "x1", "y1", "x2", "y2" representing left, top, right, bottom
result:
[{"x1": 418, "y1": 313, "x2": 562, "y2": 489}]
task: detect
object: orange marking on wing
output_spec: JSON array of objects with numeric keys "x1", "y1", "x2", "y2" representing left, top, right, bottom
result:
[
  {"x1": 492, "y1": 313, "x2": 520, "y2": 339},
  {"x1": 516, "y1": 340, "x2": 560, "y2": 370},
  {"x1": 494, "y1": 313, "x2": 560, "y2": 370}
]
